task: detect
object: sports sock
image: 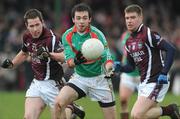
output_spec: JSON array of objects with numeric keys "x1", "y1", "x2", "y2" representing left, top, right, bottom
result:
[
  {"x1": 120, "y1": 112, "x2": 129, "y2": 119},
  {"x1": 161, "y1": 105, "x2": 174, "y2": 116}
]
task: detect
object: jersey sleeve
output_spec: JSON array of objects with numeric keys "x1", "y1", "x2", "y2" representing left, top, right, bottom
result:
[
  {"x1": 98, "y1": 31, "x2": 113, "y2": 63},
  {"x1": 62, "y1": 33, "x2": 75, "y2": 61},
  {"x1": 150, "y1": 31, "x2": 175, "y2": 74},
  {"x1": 151, "y1": 31, "x2": 163, "y2": 47},
  {"x1": 54, "y1": 37, "x2": 64, "y2": 53}
]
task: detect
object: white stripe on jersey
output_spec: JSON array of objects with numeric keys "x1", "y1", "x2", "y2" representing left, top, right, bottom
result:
[
  {"x1": 125, "y1": 46, "x2": 130, "y2": 53},
  {"x1": 50, "y1": 30, "x2": 56, "y2": 52},
  {"x1": 147, "y1": 28, "x2": 153, "y2": 47},
  {"x1": 44, "y1": 30, "x2": 56, "y2": 80},
  {"x1": 144, "y1": 43, "x2": 152, "y2": 83},
  {"x1": 160, "y1": 50, "x2": 165, "y2": 67}
]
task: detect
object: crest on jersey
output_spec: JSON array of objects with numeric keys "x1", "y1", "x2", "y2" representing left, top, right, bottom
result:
[
  {"x1": 138, "y1": 41, "x2": 143, "y2": 49},
  {"x1": 32, "y1": 43, "x2": 37, "y2": 51}
]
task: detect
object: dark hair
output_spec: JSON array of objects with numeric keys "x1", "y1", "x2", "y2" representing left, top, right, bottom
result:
[
  {"x1": 24, "y1": 9, "x2": 43, "y2": 25},
  {"x1": 71, "y1": 3, "x2": 92, "y2": 19},
  {"x1": 124, "y1": 4, "x2": 143, "y2": 16}
]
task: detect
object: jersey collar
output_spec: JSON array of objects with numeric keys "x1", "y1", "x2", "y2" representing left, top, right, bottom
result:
[{"x1": 72, "y1": 25, "x2": 91, "y2": 34}]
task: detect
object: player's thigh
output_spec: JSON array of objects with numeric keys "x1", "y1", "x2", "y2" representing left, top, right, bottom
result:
[
  {"x1": 56, "y1": 85, "x2": 78, "y2": 106},
  {"x1": 89, "y1": 76, "x2": 115, "y2": 103},
  {"x1": 101, "y1": 106, "x2": 117, "y2": 119},
  {"x1": 119, "y1": 84, "x2": 134, "y2": 100},
  {"x1": 119, "y1": 74, "x2": 137, "y2": 100},
  {"x1": 24, "y1": 97, "x2": 46, "y2": 117},
  {"x1": 131, "y1": 96, "x2": 156, "y2": 116}
]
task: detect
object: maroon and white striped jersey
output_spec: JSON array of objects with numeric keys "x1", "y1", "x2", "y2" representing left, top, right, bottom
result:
[
  {"x1": 22, "y1": 27, "x2": 64, "y2": 81},
  {"x1": 125, "y1": 24, "x2": 165, "y2": 83}
]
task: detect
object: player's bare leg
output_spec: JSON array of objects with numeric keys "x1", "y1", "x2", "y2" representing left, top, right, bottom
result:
[
  {"x1": 102, "y1": 106, "x2": 117, "y2": 119},
  {"x1": 131, "y1": 96, "x2": 180, "y2": 119},
  {"x1": 24, "y1": 97, "x2": 46, "y2": 119},
  {"x1": 119, "y1": 84, "x2": 134, "y2": 119},
  {"x1": 51, "y1": 107, "x2": 72, "y2": 119},
  {"x1": 54, "y1": 85, "x2": 79, "y2": 119},
  {"x1": 131, "y1": 96, "x2": 161, "y2": 119}
]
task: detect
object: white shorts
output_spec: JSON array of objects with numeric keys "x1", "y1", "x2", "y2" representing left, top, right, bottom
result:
[
  {"x1": 68, "y1": 73, "x2": 115, "y2": 104},
  {"x1": 26, "y1": 79, "x2": 59, "y2": 108},
  {"x1": 120, "y1": 73, "x2": 140, "y2": 91},
  {"x1": 138, "y1": 82, "x2": 170, "y2": 102}
]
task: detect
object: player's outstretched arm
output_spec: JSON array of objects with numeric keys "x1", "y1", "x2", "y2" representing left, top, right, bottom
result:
[
  {"x1": 1, "y1": 50, "x2": 28, "y2": 69},
  {"x1": 1, "y1": 59, "x2": 13, "y2": 69}
]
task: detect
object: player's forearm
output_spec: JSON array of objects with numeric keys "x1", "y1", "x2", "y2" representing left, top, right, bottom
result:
[
  {"x1": 12, "y1": 50, "x2": 28, "y2": 68},
  {"x1": 160, "y1": 40, "x2": 176, "y2": 74},
  {"x1": 50, "y1": 52, "x2": 65, "y2": 63}
]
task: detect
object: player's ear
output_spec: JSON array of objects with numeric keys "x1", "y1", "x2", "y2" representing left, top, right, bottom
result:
[
  {"x1": 72, "y1": 18, "x2": 75, "y2": 23},
  {"x1": 42, "y1": 20, "x2": 46, "y2": 26},
  {"x1": 88, "y1": 17, "x2": 92, "y2": 24},
  {"x1": 25, "y1": 23, "x2": 28, "y2": 27}
]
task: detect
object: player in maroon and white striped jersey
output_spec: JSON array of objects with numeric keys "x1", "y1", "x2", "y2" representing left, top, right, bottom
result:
[
  {"x1": 1, "y1": 9, "x2": 85, "y2": 119},
  {"x1": 115, "y1": 4, "x2": 180, "y2": 119}
]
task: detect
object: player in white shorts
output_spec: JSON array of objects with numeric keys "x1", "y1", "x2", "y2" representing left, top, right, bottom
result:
[
  {"x1": 1, "y1": 9, "x2": 84, "y2": 119},
  {"x1": 116, "y1": 31, "x2": 140, "y2": 119},
  {"x1": 54, "y1": 3, "x2": 116, "y2": 119},
  {"x1": 115, "y1": 4, "x2": 180, "y2": 119},
  {"x1": 119, "y1": 72, "x2": 140, "y2": 119}
]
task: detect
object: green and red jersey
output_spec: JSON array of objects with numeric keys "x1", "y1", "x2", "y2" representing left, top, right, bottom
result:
[{"x1": 62, "y1": 25, "x2": 113, "y2": 77}]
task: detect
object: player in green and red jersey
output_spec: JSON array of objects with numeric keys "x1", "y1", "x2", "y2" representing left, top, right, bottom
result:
[
  {"x1": 117, "y1": 31, "x2": 140, "y2": 119},
  {"x1": 54, "y1": 3, "x2": 116, "y2": 119}
]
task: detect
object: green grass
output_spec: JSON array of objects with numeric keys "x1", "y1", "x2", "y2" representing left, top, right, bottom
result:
[{"x1": 0, "y1": 91, "x2": 179, "y2": 119}]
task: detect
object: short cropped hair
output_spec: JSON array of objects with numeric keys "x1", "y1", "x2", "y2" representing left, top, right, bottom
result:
[
  {"x1": 124, "y1": 4, "x2": 143, "y2": 16},
  {"x1": 71, "y1": 3, "x2": 92, "y2": 19},
  {"x1": 24, "y1": 9, "x2": 43, "y2": 25}
]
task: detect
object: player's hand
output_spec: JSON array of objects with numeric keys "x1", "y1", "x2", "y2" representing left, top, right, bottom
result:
[
  {"x1": 74, "y1": 51, "x2": 87, "y2": 65},
  {"x1": 37, "y1": 46, "x2": 50, "y2": 61},
  {"x1": 104, "y1": 62, "x2": 114, "y2": 79},
  {"x1": 157, "y1": 74, "x2": 168, "y2": 84},
  {"x1": 1, "y1": 59, "x2": 13, "y2": 69},
  {"x1": 113, "y1": 61, "x2": 121, "y2": 72},
  {"x1": 104, "y1": 67, "x2": 114, "y2": 78}
]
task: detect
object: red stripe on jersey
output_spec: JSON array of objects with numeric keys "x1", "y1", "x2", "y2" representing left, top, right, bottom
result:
[
  {"x1": 66, "y1": 32, "x2": 78, "y2": 54},
  {"x1": 90, "y1": 32, "x2": 98, "y2": 39}
]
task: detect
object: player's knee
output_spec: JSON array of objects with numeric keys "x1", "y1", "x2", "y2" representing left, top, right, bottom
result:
[
  {"x1": 54, "y1": 97, "x2": 66, "y2": 111},
  {"x1": 23, "y1": 114, "x2": 32, "y2": 119},
  {"x1": 120, "y1": 99, "x2": 128, "y2": 105}
]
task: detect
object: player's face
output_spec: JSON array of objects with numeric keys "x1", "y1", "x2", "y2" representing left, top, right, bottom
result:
[
  {"x1": 125, "y1": 12, "x2": 143, "y2": 32},
  {"x1": 72, "y1": 11, "x2": 91, "y2": 33},
  {"x1": 26, "y1": 17, "x2": 43, "y2": 38}
]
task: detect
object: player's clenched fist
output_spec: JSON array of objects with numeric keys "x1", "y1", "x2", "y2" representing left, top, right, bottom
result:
[{"x1": 1, "y1": 59, "x2": 13, "y2": 68}]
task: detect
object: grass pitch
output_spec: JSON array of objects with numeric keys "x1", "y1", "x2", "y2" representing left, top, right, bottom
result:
[{"x1": 0, "y1": 91, "x2": 179, "y2": 119}]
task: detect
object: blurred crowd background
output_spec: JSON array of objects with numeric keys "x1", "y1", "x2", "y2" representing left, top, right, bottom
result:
[{"x1": 0, "y1": 0, "x2": 179, "y2": 94}]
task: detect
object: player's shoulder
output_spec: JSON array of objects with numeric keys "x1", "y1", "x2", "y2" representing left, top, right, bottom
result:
[
  {"x1": 149, "y1": 29, "x2": 161, "y2": 40},
  {"x1": 62, "y1": 27, "x2": 73, "y2": 37},
  {"x1": 90, "y1": 25, "x2": 103, "y2": 34},
  {"x1": 90, "y1": 25, "x2": 106, "y2": 40}
]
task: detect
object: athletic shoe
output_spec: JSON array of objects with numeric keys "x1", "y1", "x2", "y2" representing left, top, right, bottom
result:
[
  {"x1": 72, "y1": 104, "x2": 85, "y2": 119},
  {"x1": 169, "y1": 104, "x2": 180, "y2": 119}
]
